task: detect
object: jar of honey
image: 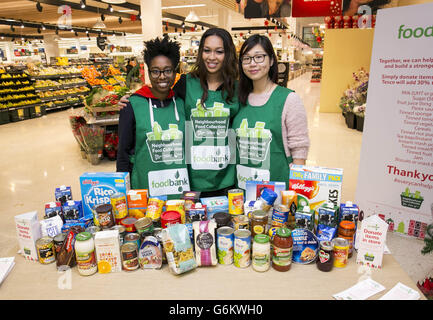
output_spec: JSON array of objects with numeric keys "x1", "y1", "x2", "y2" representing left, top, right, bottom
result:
[{"x1": 338, "y1": 220, "x2": 356, "y2": 258}]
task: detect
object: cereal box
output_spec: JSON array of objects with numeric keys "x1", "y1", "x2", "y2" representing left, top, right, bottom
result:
[
  {"x1": 245, "y1": 181, "x2": 286, "y2": 205},
  {"x1": 94, "y1": 230, "x2": 122, "y2": 273},
  {"x1": 15, "y1": 211, "x2": 42, "y2": 261},
  {"x1": 289, "y1": 165, "x2": 343, "y2": 212},
  {"x1": 79, "y1": 172, "x2": 130, "y2": 221},
  {"x1": 200, "y1": 196, "x2": 229, "y2": 219}
]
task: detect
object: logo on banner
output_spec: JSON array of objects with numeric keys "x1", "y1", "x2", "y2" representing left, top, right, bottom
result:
[
  {"x1": 235, "y1": 119, "x2": 272, "y2": 163},
  {"x1": 148, "y1": 169, "x2": 190, "y2": 196},
  {"x1": 146, "y1": 122, "x2": 184, "y2": 164}
]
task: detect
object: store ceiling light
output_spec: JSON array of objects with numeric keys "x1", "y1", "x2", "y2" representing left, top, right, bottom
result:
[
  {"x1": 101, "y1": 0, "x2": 126, "y2": 3},
  {"x1": 93, "y1": 17, "x2": 106, "y2": 29},
  {"x1": 36, "y1": 2, "x2": 43, "y2": 12},
  {"x1": 118, "y1": 16, "x2": 123, "y2": 24},
  {"x1": 185, "y1": 10, "x2": 200, "y2": 22},
  {"x1": 108, "y1": 4, "x2": 113, "y2": 12},
  {"x1": 80, "y1": 0, "x2": 86, "y2": 9},
  {"x1": 162, "y1": 4, "x2": 206, "y2": 10},
  {"x1": 41, "y1": 23, "x2": 46, "y2": 30}
]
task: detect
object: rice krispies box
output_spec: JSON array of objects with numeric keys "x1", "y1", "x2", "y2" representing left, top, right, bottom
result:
[
  {"x1": 289, "y1": 165, "x2": 343, "y2": 212},
  {"x1": 79, "y1": 172, "x2": 131, "y2": 221}
]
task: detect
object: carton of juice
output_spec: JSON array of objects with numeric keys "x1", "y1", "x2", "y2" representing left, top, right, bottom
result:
[
  {"x1": 15, "y1": 211, "x2": 42, "y2": 261},
  {"x1": 289, "y1": 165, "x2": 343, "y2": 212},
  {"x1": 94, "y1": 230, "x2": 122, "y2": 273}
]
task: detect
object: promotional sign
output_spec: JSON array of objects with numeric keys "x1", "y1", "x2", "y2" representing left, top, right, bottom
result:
[
  {"x1": 355, "y1": 3, "x2": 433, "y2": 240},
  {"x1": 292, "y1": 0, "x2": 341, "y2": 17},
  {"x1": 97, "y1": 36, "x2": 107, "y2": 51},
  {"x1": 356, "y1": 215, "x2": 388, "y2": 269}
]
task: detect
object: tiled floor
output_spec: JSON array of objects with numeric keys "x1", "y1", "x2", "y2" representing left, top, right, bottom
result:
[{"x1": 0, "y1": 71, "x2": 431, "y2": 290}]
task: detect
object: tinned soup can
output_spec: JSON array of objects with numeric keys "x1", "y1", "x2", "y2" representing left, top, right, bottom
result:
[
  {"x1": 228, "y1": 189, "x2": 244, "y2": 216},
  {"x1": 233, "y1": 229, "x2": 251, "y2": 268},
  {"x1": 217, "y1": 227, "x2": 234, "y2": 265},
  {"x1": 332, "y1": 237, "x2": 349, "y2": 268}
]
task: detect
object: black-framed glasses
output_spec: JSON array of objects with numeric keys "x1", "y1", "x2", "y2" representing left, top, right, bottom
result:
[
  {"x1": 149, "y1": 68, "x2": 174, "y2": 78},
  {"x1": 241, "y1": 54, "x2": 268, "y2": 65}
]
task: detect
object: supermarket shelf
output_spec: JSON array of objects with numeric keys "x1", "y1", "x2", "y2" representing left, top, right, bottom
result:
[
  {"x1": 35, "y1": 82, "x2": 88, "y2": 92},
  {"x1": 7, "y1": 102, "x2": 45, "y2": 111},
  {"x1": 46, "y1": 101, "x2": 84, "y2": 111},
  {"x1": 29, "y1": 73, "x2": 83, "y2": 80},
  {"x1": 39, "y1": 92, "x2": 89, "y2": 102}
]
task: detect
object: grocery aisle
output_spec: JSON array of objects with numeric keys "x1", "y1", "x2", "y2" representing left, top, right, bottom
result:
[{"x1": 0, "y1": 71, "x2": 431, "y2": 296}]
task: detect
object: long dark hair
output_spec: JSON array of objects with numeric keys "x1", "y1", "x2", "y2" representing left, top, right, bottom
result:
[
  {"x1": 238, "y1": 34, "x2": 278, "y2": 106},
  {"x1": 191, "y1": 28, "x2": 238, "y2": 105}
]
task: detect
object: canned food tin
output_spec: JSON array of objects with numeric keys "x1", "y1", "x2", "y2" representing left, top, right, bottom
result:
[
  {"x1": 95, "y1": 203, "x2": 115, "y2": 229},
  {"x1": 124, "y1": 232, "x2": 141, "y2": 249},
  {"x1": 110, "y1": 192, "x2": 128, "y2": 223},
  {"x1": 120, "y1": 217, "x2": 137, "y2": 233},
  {"x1": 153, "y1": 227, "x2": 167, "y2": 264},
  {"x1": 36, "y1": 236, "x2": 56, "y2": 264},
  {"x1": 213, "y1": 212, "x2": 232, "y2": 228},
  {"x1": 121, "y1": 242, "x2": 139, "y2": 271},
  {"x1": 232, "y1": 215, "x2": 249, "y2": 231},
  {"x1": 228, "y1": 189, "x2": 244, "y2": 216},
  {"x1": 85, "y1": 226, "x2": 101, "y2": 238},
  {"x1": 272, "y1": 204, "x2": 289, "y2": 228},
  {"x1": 233, "y1": 229, "x2": 251, "y2": 268},
  {"x1": 110, "y1": 225, "x2": 126, "y2": 245},
  {"x1": 54, "y1": 232, "x2": 67, "y2": 258},
  {"x1": 161, "y1": 211, "x2": 181, "y2": 229},
  {"x1": 135, "y1": 217, "x2": 154, "y2": 236},
  {"x1": 332, "y1": 237, "x2": 349, "y2": 268},
  {"x1": 217, "y1": 227, "x2": 234, "y2": 265}
]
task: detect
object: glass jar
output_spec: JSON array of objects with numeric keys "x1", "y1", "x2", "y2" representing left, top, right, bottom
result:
[
  {"x1": 316, "y1": 240, "x2": 334, "y2": 272},
  {"x1": 75, "y1": 232, "x2": 97, "y2": 276},
  {"x1": 252, "y1": 234, "x2": 271, "y2": 272},
  {"x1": 272, "y1": 227, "x2": 293, "y2": 272},
  {"x1": 251, "y1": 210, "x2": 268, "y2": 239},
  {"x1": 338, "y1": 220, "x2": 356, "y2": 258}
]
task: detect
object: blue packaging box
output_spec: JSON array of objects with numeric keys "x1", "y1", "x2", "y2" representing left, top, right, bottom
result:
[
  {"x1": 80, "y1": 172, "x2": 131, "y2": 221},
  {"x1": 62, "y1": 200, "x2": 83, "y2": 222},
  {"x1": 200, "y1": 196, "x2": 229, "y2": 219},
  {"x1": 339, "y1": 201, "x2": 359, "y2": 225},
  {"x1": 55, "y1": 185, "x2": 73, "y2": 205}
]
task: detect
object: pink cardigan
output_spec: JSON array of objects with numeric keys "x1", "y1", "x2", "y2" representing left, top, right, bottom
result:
[{"x1": 247, "y1": 90, "x2": 310, "y2": 160}]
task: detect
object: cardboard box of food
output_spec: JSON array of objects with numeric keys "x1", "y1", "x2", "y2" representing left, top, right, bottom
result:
[
  {"x1": 15, "y1": 211, "x2": 42, "y2": 261},
  {"x1": 79, "y1": 172, "x2": 131, "y2": 221},
  {"x1": 289, "y1": 165, "x2": 343, "y2": 211},
  {"x1": 94, "y1": 230, "x2": 122, "y2": 273}
]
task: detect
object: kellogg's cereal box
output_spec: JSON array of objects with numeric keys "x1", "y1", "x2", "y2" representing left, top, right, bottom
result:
[
  {"x1": 79, "y1": 172, "x2": 130, "y2": 222},
  {"x1": 289, "y1": 165, "x2": 343, "y2": 212}
]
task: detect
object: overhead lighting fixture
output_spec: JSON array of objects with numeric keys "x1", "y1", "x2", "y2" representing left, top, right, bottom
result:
[
  {"x1": 41, "y1": 23, "x2": 46, "y2": 30},
  {"x1": 101, "y1": 14, "x2": 105, "y2": 21},
  {"x1": 101, "y1": 0, "x2": 126, "y2": 3},
  {"x1": 161, "y1": 4, "x2": 206, "y2": 10},
  {"x1": 108, "y1": 4, "x2": 113, "y2": 12},
  {"x1": 36, "y1": 2, "x2": 43, "y2": 12},
  {"x1": 20, "y1": 21, "x2": 25, "y2": 28},
  {"x1": 80, "y1": 0, "x2": 86, "y2": 9},
  {"x1": 10, "y1": 25, "x2": 15, "y2": 32},
  {"x1": 93, "y1": 17, "x2": 106, "y2": 29},
  {"x1": 185, "y1": 10, "x2": 199, "y2": 22},
  {"x1": 118, "y1": 16, "x2": 123, "y2": 24}
]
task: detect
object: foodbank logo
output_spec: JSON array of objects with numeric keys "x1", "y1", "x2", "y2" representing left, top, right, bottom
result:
[{"x1": 151, "y1": 170, "x2": 189, "y2": 193}]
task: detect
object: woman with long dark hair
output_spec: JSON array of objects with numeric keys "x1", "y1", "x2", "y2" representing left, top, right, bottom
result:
[
  {"x1": 119, "y1": 28, "x2": 239, "y2": 196},
  {"x1": 232, "y1": 34, "x2": 309, "y2": 189}
]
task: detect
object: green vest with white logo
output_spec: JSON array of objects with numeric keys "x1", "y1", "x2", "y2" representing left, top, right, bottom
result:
[
  {"x1": 184, "y1": 74, "x2": 239, "y2": 192},
  {"x1": 129, "y1": 95, "x2": 190, "y2": 199},
  {"x1": 232, "y1": 85, "x2": 293, "y2": 190}
]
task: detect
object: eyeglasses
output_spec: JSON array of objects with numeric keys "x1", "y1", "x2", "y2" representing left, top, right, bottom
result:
[
  {"x1": 149, "y1": 69, "x2": 174, "y2": 78},
  {"x1": 241, "y1": 54, "x2": 267, "y2": 65}
]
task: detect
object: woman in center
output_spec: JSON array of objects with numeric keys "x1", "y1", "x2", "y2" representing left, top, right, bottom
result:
[{"x1": 232, "y1": 34, "x2": 309, "y2": 189}]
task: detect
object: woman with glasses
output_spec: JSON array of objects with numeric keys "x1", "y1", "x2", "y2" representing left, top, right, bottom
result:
[
  {"x1": 118, "y1": 28, "x2": 239, "y2": 197},
  {"x1": 116, "y1": 36, "x2": 190, "y2": 199},
  {"x1": 232, "y1": 34, "x2": 309, "y2": 190}
]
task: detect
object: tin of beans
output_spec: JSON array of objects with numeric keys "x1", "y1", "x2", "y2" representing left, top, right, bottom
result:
[{"x1": 36, "y1": 236, "x2": 56, "y2": 264}]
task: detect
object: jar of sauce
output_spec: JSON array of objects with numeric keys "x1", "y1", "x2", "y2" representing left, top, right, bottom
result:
[
  {"x1": 316, "y1": 240, "x2": 334, "y2": 272},
  {"x1": 338, "y1": 220, "x2": 356, "y2": 258},
  {"x1": 252, "y1": 234, "x2": 271, "y2": 272},
  {"x1": 75, "y1": 232, "x2": 97, "y2": 276},
  {"x1": 251, "y1": 210, "x2": 268, "y2": 239},
  {"x1": 272, "y1": 227, "x2": 293, "y2": 272}
]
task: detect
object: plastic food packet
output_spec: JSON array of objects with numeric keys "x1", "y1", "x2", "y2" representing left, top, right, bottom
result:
[
  {"x1": 56, "y1": 225, "x2": 84, "y2": 269},
  {"x1": 146, "y1": 198, "x2": 165, "y2": 221},
  {"x1": 161, "y1": 224, "x2": 197, "y2": 275},
  {"x1": 40, "y1": 215, "x2": 63, "y2": 238},
  {"x1": 193, "y1": 220, "x2": 217, "y2": 266},
  {"x1": 138, "y1": 236, "x2": 163, "y2": 269}
]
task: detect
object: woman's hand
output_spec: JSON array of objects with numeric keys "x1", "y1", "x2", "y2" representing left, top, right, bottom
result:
[{"x1": 118, "y1": 95, "x2": 130, "y2": 109}]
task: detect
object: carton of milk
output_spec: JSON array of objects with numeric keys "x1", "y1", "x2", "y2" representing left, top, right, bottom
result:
[
  {"x1": 95, "y1": 230, "x2": 122, "y2": 273},
  {"x1": 15, "y1": 211, "x2": 42, "y2": 261},
  {"x1": 79, "y1": 172, "x2": 130, "y2": 221}
]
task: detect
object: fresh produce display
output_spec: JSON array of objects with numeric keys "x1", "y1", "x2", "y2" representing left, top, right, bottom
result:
[
  {"x1": 37, "y1": 86, "x2": 89, "y2": 99},
  {"x1": 27, "y1": 66, "x2": 82, "y2": 77}
]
